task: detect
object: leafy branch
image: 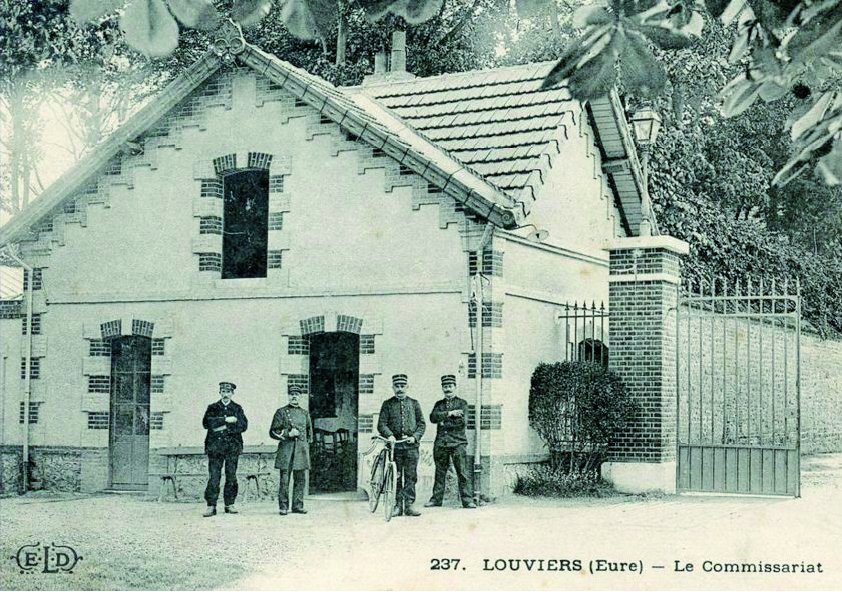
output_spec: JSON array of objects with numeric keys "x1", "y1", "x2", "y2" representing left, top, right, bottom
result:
[{"x1": 68, "y1": 0, "x2": 842, "y2": 188}]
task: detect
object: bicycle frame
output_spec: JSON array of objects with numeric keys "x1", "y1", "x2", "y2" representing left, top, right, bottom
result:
[{"x1": 368, "y1": 435, "x2": 410, "y2": 521}]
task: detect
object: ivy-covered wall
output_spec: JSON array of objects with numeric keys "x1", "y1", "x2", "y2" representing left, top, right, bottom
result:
[{"x1": 801, "y1": 334, "x2": 842, "y2": 453}]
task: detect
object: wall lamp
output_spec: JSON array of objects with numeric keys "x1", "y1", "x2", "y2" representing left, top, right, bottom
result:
[
  {"x1": 631, "y1": 105, "x2": 662, "y2": 237},
  {"x1": 516, "y1": 223, "x2": 550, "y2": 242}
]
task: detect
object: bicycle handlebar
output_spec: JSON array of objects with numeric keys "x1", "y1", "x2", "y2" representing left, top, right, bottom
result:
[
  {"x1": 372, "y1": 435, "x2": 412, "y2": 445},
  {"x1": 361, "y1": 434, "x2": 413, "y2": 455}
]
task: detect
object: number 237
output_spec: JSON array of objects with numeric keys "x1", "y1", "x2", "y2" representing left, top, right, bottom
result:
[{"x1": 430, "y1": 558, "x2": 460, "y2": 570}]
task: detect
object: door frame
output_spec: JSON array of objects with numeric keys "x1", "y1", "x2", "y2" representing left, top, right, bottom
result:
[{"x1": 108, "y1": 335, "x2": 152, "y2": 490}]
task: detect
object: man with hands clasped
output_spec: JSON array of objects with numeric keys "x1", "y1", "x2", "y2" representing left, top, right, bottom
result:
[
  {"x1": 270, "y1": 386, "x2": 313, "y2": 515},
  {"x1": 202, "y1": 381, "x2": 248, "y2": 517},
  {"x1": 426, "y1": 374, "x2": 476, "y2": 509}
]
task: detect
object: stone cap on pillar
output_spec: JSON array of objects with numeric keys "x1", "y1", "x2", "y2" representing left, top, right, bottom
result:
[
  {"x1": 604, "y1": 235, "x2": 689, "y2": 284},
  {"x1": 603, "y1": 235, "x2": 690, "y2": 255}
]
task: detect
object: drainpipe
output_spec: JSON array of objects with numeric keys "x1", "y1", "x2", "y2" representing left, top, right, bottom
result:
[
  {"x1": 472, "y1": 223, "x2": 494, "y2": 505},
  {"x1": 1, "y1": 352, "x2": 6, "y2": 447},
  {"x1": 5, "y1": 249, "x2": 33, "y2": 493}
]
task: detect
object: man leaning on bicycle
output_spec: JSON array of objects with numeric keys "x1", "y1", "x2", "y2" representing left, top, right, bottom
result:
[{"x1": 376, "y1": 373, "x2": 426, "y2": 517}]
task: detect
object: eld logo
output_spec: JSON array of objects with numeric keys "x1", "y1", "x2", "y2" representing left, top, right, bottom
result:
[{"x1": 11, "y1": 543, "x2": 82, "y2": 574}]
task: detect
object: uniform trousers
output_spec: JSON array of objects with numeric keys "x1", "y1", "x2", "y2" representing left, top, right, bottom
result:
[
  {"x1": 205, "y1": 449, "x2": 239, "y2": 507},
  {"x1": 278, "y1": 469, "x2": 306, "y2": 512},
  {"x1": 394, "y1": 447, "x2": 419, "y2": 509},
  {"x1": 431, "y1": 443, "x2": 473, "y2": 506}
]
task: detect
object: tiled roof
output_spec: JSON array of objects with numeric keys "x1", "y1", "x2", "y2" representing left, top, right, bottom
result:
[
  {"x1": 0, "y1": 34, "x2": 646, "y2": 247},
  {"x1": 360, "y1": 62, "x2": 578, "y2": 205},
  {"x1": 242, "y1": 45, "x2": 526, "y2": 227},
  {"x1": 588, "y1": 93, "x2": 648, "y2": 235}
]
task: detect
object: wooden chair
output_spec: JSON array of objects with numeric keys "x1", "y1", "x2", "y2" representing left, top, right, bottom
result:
[
  {"x1": 336, "y1": 428, "x2": 350, "y2": 452},
  {"x1": 314, "y1": 428, "x2": 338, "y2": 454}
]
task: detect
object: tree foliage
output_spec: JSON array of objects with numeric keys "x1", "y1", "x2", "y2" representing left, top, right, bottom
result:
[
  {"x1": 69, "y1": 0, "x2": 842, "y2": 186},
  {"x1": 536, "y1": 0, "x2": 842, "y2": 188},
  {"x1": 1, "y1": 0, "x2": 114, "y2": 80},
  {"x1": 0, "y1": 0, "x2": 123, "y2": 214},
  {"x1": 243, "y1": 3, "x2": 503, "y2": 85},
  {"x1": 69, "y1": 0, "x2": 445, "y2": 55},
  {"x1": 529, "y1": 361, "x2": 637, "y2": 472},
  {"x1": 652, "y1": 111, "x2": 842, "y2": 337}
]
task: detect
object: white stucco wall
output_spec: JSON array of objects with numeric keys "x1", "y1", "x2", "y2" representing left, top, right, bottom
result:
[
  {"x1": 518, "y1": 105, "x2": 622, "y2": 258},
  {"x1": 3, "y1": 293, "x2": 468, "y2": 450},
  {"x1": 0, "y1": 67, "x2": 626, "y2": 498},
  {"x1": 491, "y1": 116, "x2": 615, "y2": 461},
  {"x1": 1, "y1": 69, "x2": 474, "y2": 453}
]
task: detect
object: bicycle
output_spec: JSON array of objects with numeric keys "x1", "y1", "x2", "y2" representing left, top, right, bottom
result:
[{"x1": 367, "y1": 435, "x2": 410, "y2": 522}]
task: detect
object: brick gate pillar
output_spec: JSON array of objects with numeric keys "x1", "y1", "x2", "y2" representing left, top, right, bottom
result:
[{"x1": 602, "y1": 235, "x2": 689, "y2": 494}]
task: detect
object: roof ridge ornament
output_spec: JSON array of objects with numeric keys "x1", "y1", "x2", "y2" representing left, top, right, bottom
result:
[{"x1": 212, "y1": 19, "x2": 246, "y2": 62}]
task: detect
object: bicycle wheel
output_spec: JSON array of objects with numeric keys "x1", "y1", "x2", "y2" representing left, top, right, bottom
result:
[
  {"x1": 383, "y1": 461, "x2": 397, "y2": 522},
  {"x1": 368, "y1": 451, "x2": 386, "y2": 512}
]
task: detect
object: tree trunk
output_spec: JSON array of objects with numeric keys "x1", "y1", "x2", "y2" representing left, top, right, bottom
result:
[
  {"x1": 84, "y1": 75, "x2": 104, "y2": 149},
  {"x1": 335, "y1": 7, "x2": 346, "y2": 66},
  {"x1": 9, "y1": 85, "x2": 26, "y2": 214},
  {"x1": 4, "y1": 80, "x2": 46, "y2": 215}
]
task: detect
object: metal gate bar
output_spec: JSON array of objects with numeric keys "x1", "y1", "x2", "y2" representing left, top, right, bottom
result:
[
  {"x1": 557, "y1": 301, "x2": 608, "y2": 365},
  {"x1": 676, "y1": 276, "x2": 800, "y2": 496}
]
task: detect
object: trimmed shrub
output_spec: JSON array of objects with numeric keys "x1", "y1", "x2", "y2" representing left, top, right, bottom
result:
[{"x1": 529, "y1": 361, "x2": 637, "y2": 473}]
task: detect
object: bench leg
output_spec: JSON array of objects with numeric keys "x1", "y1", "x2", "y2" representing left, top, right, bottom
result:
[
  {"x1": 158, "y1": 476, "x2": 177, "y2": 502},
  {"x1": 244, "y1": 475, "x2": 265, "y2": 502}
]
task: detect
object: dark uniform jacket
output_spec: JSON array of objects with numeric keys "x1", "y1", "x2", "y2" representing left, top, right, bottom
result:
[
  {"x1": 202, "y1": 400, "x2": 248, "y2": 455},
  {"x1": 377, "y1": 396, "x2": 425, "y2": 449},
  {"x1": 430, "y1": 396, "x2": 469, "y2": 448},
  {"x1": 269, "y1": 405, "x2": 313, "y2": 471}
]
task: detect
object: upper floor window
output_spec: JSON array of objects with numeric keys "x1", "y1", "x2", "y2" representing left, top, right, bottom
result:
[{"x1": 222, "y1": 169, "x2": 269, "y2": 279}]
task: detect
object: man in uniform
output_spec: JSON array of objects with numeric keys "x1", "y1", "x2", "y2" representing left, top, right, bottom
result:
[
  {"x1": 377, "y1": 374, "x2": 425, "y2": 517},
  {"x1": 269, "y1": 386, "x2": 313, "y2": 515},
  {"x1": 202, "y1": 381, "x2": 248, "y2": 517},
  {"x1": 426, "y1": 374, "x2": 476, "y2": 509}
]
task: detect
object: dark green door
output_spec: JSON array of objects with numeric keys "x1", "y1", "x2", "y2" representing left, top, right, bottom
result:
[{"x1": 109, "y1": 336, "x2": 151, "y2": 490}]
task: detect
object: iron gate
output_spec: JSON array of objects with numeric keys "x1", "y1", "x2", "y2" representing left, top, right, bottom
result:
[{"x1": 676, "y1": 278, "x2": 800, "y2": 496}]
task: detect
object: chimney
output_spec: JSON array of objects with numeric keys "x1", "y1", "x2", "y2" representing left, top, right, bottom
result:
[
  {"x1": 362, "y1": 30, "x2": 415, "y2": 85},
  {"x1": 391, "y1": 30, "x2": 406, "y2": 74},
  {"x1": 374, "y1": 52, "x2": 387, "y2": 75}
]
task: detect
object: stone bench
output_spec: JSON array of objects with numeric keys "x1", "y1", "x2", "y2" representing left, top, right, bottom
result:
[{"x1": 152, "y1": 471, "x2": 273, "y2": 502}]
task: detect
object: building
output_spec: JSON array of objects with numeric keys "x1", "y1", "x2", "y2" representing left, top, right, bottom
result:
[{"x1": 0, "y1": 24, "x2": 649, "y2": 498}]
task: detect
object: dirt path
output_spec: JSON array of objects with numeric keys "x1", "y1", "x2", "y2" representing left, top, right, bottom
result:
[{"x1": 1, "y1": 453, "x2": 840, "y2": 590}]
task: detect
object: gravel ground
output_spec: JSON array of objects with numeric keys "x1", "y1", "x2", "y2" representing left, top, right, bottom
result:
[{"x1": 2, "y1": 453, "x2": 841, "y2": 591}]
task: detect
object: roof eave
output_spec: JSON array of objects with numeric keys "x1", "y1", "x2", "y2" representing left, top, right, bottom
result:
[{"x1": 587, "y1": 92, "x2": 648, "y2": 237}]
